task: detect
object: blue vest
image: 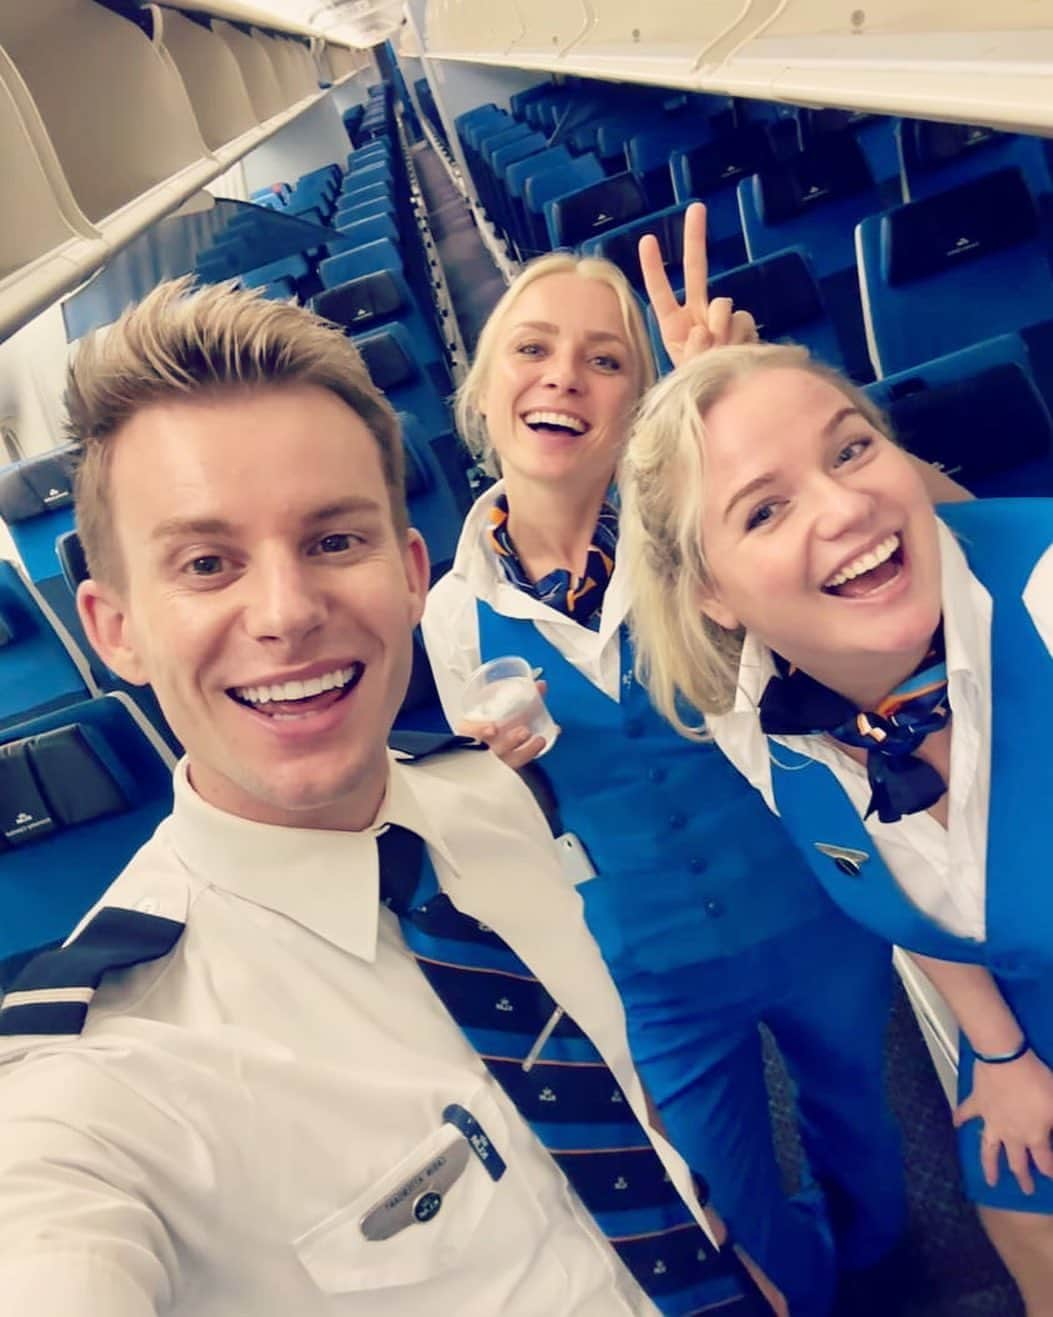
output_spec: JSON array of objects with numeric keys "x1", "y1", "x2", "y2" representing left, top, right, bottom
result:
[
  {"x1": 764, "y1": 499, "x2": 1053, "y2": 1052},
  {"x1": 477, "y1": 605, "x2": 833, "y2": 975}
]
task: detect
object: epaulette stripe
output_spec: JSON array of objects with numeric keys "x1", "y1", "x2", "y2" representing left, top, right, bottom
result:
[
  {"x1": 2, "y1": 987, "x2": 95, "y2": 1009},
  {"x1": 0, "y1": 905, "x2": 185, "y2": 1038}
]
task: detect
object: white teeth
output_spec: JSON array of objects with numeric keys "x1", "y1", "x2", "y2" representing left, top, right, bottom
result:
[
  {"x1": 824, "y1": 534, "x2": 900, "y2": 588},
  {"x1": 234, "y1": 665, "x2": 359, "y2": 705},
  {"x1": 522, "y1": 410, "x2": 587, "y2": 434}
]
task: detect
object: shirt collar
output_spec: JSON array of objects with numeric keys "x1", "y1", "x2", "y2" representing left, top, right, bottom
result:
[
  {"x1": 166, "y1": 753, "x2": 456, "y2": 963},
  {"x1": 451, "y1": 479, "x2": 630, "y2": 638}
]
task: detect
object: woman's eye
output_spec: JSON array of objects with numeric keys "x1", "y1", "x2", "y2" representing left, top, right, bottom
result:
[
  {"x1": 591, "y1": 354, "x2": 622, "y2": 372},
  {"x1": 745, "y1": 502, "x2": 780, "y2": 532},
  {"x1": 834, "y1": 437, "x2": 872, "y2": 466},
  {"x1": 514, "y1": 341, "x2": 544, "y2": 358}
]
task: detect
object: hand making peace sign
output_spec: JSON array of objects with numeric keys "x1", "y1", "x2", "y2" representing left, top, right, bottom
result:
[{"x1": 638, "y1": 201, "x2": 759, "y2": 368}]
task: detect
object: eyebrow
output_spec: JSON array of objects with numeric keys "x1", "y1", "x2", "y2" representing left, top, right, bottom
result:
[
  {"x1": 721, "y1": 406, "x2": 868, "y2": 523},
  {"x1": 510, "y1": 319, "x2": 629, "y2": 347},
  {"x1": 150, "y1": 497, "x2": 383, "y2": 543}
]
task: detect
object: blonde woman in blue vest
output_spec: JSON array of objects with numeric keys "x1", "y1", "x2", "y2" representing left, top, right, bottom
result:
[
  {"x1": 422, "y1": 206, "x2": 973, "y2": 1315},
  {"x1": 620, "y1": 342, "x2": 1053, "y2": 1311}
]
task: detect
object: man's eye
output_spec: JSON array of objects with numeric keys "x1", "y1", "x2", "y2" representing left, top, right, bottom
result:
[
  {"x1": 187, "y1": 555, "x2": 224, "y2": 576},
  {"x1": 316, "y1": 533, "x2": 355, "y2": 554}
]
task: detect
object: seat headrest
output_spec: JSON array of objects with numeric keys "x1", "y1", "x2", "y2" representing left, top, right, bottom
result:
[
  {"x1": 885, "y1": 360, "x2": 1052, "y2": 481},
  {"x1": 908, "y1": 120, "x2": 1002, "y2": 169},
  {"x1": 314, "y1": 271, "x2": 405, "y2": 330},
  {"x1": 681, "y1": 125, "x2": 775, "y2": 194},
  {"x1": 709, "y1": 250, "x2": 823, "y2": 339},
  {"x1": 756, "y1": 135, "x2": 872, "y2": 225},
  {"x1": 880, "y1": 167, "x2": 1039, "y2": 287},
  {"x1": 598, "y1": 207, "x2": 689, "y2": 289},
  {"x1": 552, "y1": 172, "x2": 648, "y2": 247},
  {"x1": 357, "y1": 332, "x2": 414, "y2": 391},
  {"x1": 57, "y1": 530, "x2": 89, "y2": 594},
  {"x1": 0, "y1": 610, "x2": 13, "y2": 647},
  {"x1": 0, "y1": 449, "x2": 77, "y2": 526},
  {"x1": 395, "y1": 413, "x2": 434, "y2": 498}
]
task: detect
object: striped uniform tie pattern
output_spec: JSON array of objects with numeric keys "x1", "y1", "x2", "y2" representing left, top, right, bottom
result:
[{"x1": 378, "y1": 824, "x2": 762, "y2": 1317}]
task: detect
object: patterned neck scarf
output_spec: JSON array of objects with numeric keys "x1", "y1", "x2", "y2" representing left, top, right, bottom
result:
[
  {"x1": 757, "y1": 627, "x2": 951, "y2": 824},
  {"x1": 488, "y1": 492, "x2": 619, "y2": 628}
]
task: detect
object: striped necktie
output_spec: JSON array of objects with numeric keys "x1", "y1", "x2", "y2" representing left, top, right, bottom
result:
[{"x1": 378, "y1": 823, "x2": 763, "y2": 1316}]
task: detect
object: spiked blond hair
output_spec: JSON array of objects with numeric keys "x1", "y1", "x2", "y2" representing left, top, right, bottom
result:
[{"x1": 67, "y1": 277, "x2": 405, "y2": 587}]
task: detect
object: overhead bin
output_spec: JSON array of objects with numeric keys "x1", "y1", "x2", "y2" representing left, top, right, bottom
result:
[
  {"x1": 0, "y1": 1, "x2": 209, "y2": 226},
  {"x1": 158, "y1": 8, "x2": 259, "y2": 150},
  {"x1": 213, "y1": 19, "x2": 286, "y2": 121}
]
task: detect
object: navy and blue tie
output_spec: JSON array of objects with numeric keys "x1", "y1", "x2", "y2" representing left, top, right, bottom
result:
[{"x1": 378, "y1": 823, "x2": 764, "y2": 1316}]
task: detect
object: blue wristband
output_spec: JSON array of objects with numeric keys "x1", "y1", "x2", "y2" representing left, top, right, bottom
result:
[{"x1": 973, "y1": 1036, "x2": 1030, "y2": 1065}]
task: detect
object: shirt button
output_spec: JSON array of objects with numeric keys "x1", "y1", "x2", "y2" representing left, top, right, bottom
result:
[
  {"x1": 669, "y1": 812, "x2": 687, "y2": 831},
  {"x1": 703, "y1": 898, "x2": 726, "y2": 918},
  {"x1": 135, "y1": 898, "x2": 160, "y2": 915},
  {"x1": 688, "y1": 858, "x2": 707, "y2": 874},
  {"x1": 648, "y1": 766, "x2": 667, "y2": 785},
  {"x1": 625, "y1": 719, "x2": 645, "y2": 739}
]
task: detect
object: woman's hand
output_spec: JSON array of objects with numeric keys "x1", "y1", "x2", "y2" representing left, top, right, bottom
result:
[
  {"x1": 639, "y1": 201, "x2": 758, "y2": 368},
  {"x1": 458, "y1": 681, "x2": 552, "y2": 770},
  {"x1": 955, "y1": 1049, "x2": 1053, "y2": 1195}
]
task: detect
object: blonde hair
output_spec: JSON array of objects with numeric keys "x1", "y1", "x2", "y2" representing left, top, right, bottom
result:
[
  {"x1": 66, "y1": 276, "x2": 406, "y2": 588},
  {"x1": 621, "y1": 344, "x2": 892, "y2": 733},
  {"x1": 455, "y1": 251, "x2": 656, "y2": 470}
]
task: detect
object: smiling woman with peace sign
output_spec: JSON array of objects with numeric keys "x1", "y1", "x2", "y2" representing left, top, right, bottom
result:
[{"x1": 422, "y1": 204, "x2": 914, "y2": 1316}]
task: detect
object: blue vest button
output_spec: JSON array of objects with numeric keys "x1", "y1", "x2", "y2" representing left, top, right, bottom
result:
[
  {"x1": 648, "y1": 766, "x2": 667, "y2": 784},
  {"x1": 669, "y1": 812, "x2": 687, "y2": 831},
  {"x1": 625, "y1": 719, "x2": 645, "y2": 739},
  {"x1": 689, "y1": 858, "x2": 707, "y2": 874},
  {"x1": 703, "y1": 899, "x2": 726, "y2": 918}
]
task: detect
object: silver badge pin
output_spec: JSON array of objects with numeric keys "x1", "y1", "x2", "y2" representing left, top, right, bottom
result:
[
  {"x1": 814, "y1": 842, "x2": 870, "y2": 877},
  {"x1": 359, "y1": 1136, "x2": 470, "y2": 1241}
]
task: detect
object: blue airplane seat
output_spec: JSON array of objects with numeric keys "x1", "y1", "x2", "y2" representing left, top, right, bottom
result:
[
  {"x1": 0, "y1": 692, "x2": 175, "y2": 973},
  {"x1": 339, "y1": 166, "x2": 393, "y2": 202},
  {"x1": 509, "y1": 82, "x2": 554, "y2": 121},
  {"x1": 240, "y1": 254, "x2": 312, "y2": 295},
  {"x1": 352, "y1": 323, "x2": 451, "y2": 444},
  {"x1": 897, "y1": 120, "x2": 1053, "y2": 204},
  {"x1": 546, "y1": 170, "x2": 649, "y2": 251},
  {"x1": 645, "y1": 247, "x2": 846, "y2": 377},
  {"x1": 798, "y1": 110, "x2": 903, "y2": 206},
  {"x1": 399, "y1": 412, "x2": 462, "y2": 580},
  {"x1": 857, "y1": 166, "x2": 1053, "y2": 378},
  {"x1": 670, "y1": 125, "x2": 778, "y2": 272},
  {"x1": 0, "y1": 447, "x2": 77, "y2": 586},
  {"x1": 335, "y1": 185, "x2": 392, "y2": 222},
  {"x1": 255, "y1": 279, "x2": 297, "y2": 302},
  {"x1": 318, "y1": 237, "x2": 403, "y2": 290},
  {"x1": 335, "y1": 196, "x2": 396, "y2": 226},
  {"x1": 581, "y1": 200, "x2": 697, "y2": 292},
  {"x1": 330, "y1": 213, "x2": 400, "y2": 250},
  {"x1": 488, "y1": 132, "x2": 548, "y2": 239},
  {"x1": 521, "y1": 156, "x2": 608, "y2": 255},
  {"x1": 866, "y1": 333, "x2": 1053, "y2": 496},
  {"x1": 0, "y1": 560, "x2": 89, "y2": 732},
  {"x1": 504, "y1": 146, "x2": 577, "y2": 255},
  {"x1": 626, "y1": 117, "x2": 717, "y2": 211},
  {"x1": 740, "y1": 133, "x2": 881, "y2": 379},
  {"x1": 313, "y1": 268, "x2": 449, "y2": 384}
]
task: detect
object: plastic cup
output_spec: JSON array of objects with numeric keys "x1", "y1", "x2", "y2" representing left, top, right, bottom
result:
[{"x1": 460, "y1": 655, "x2": 560, "y2": 756}]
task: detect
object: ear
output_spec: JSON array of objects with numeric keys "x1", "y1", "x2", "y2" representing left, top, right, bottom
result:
[
  {"x1": 76, "y1": 578, "x2": 150, "y2": 686},
  {"x1": 694, "y1": 580, "x2": 740, "y2": 633},
  {"x1": 402, "y1": 528, "x2": 430, "y2": 627}
]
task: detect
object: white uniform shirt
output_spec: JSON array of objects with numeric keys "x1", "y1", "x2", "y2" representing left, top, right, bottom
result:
[
  {"x1": 709, "y1": 522, "x2": 1053, "y2": 942},
  {"x1": 423, "y1": 481, "x2": 630, "y2": 725},
  {"x1": 0, "y1": 750, "x2": 713, "y2": 1317}
]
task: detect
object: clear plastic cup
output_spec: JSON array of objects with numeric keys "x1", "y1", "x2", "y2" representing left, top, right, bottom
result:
[{"x1": 460, "y1": 655, "x2": 560, "y2": 756}]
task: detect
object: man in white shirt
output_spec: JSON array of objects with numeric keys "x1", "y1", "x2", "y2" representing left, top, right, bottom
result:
[{"x1": 0, "y1": 279, "x2": 778, "y2": 1315}]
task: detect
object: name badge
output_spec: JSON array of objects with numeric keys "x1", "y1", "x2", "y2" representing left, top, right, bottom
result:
[{"x1": 359, "y1": 1136, "x2": 470, "y2": 1241}]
